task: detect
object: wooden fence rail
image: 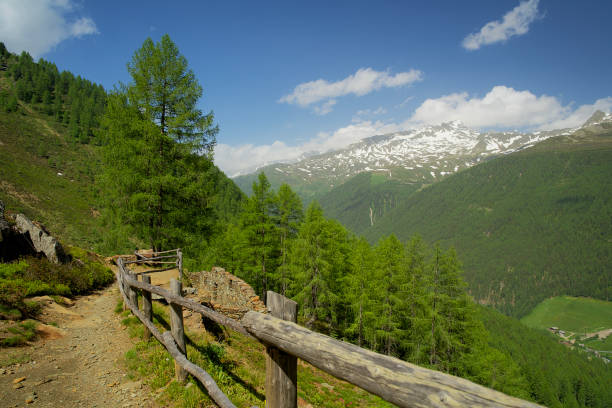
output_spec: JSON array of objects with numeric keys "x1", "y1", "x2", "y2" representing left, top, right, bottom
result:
[{"x1": 115, "y1": 253, "x2": 543, "y2": 408}]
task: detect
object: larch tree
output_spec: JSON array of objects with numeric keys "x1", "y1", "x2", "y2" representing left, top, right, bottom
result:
[
  {"x1": 100, "y1": 34, "x2": 218, "y2": 252},
  {"x1": 272, "y1": 183, "x2": 303, "y2": 296},
  {"x1": 241, "y1": 173, "x2": 278, "y2": 298},
  {"x1": 289, "y1": 201, "x2": 347, "y2": 332}
]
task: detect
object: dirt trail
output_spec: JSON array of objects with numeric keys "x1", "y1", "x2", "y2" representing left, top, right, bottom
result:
[{"x1": 0, "y1": 286, "x2": 157, "y2": 408}]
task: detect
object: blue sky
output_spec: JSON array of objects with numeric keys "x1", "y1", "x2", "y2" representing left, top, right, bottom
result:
[{"x1": 1, "y1": 0, "x2": 611, "y2": 175}]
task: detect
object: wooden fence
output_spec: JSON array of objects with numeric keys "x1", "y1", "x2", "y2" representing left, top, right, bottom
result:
[{"x1": 115, "y1": 253, "x2": 543, "y2": 408}]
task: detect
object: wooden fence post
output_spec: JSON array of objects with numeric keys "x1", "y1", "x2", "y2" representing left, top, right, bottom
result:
[
  {"x1": 265, "y1": 291, "x2": 298, "y2": 408},
  {"x1": 170, "y1": 279, "x2": 187, "y2": 382},
  {"x1": 142, "y1": 275, "x2": 153, "y2": 341},
  {"x1": 129, "y1": 273, "x2": 138, "y2": 309},
  {"x1": 177, "y1": 249, "x2": 183, "y2": 281}
]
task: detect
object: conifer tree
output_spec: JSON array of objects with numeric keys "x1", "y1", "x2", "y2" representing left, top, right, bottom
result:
[
  {"x1": 344, "y1": 237, "x2": 377, "y2": 348},
  {"x1": 241, "y1": 173, "x2": 278, "y2": 297},
  {"x1": 373, "y1": 234, "x2": 406, "y2": 355},
  {"x1": 100, "y1": 34, "x2": 217, "y2": 252},
  {"x1": 289, "y1": 202, "x2": 347, "y2": 332},
  {"x1": 272, "y1": 183, "x2": 303, "y2": 296}
]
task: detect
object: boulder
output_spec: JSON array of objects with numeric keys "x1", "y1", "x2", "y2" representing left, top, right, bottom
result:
[{"x1": 13, "y1": 213, "x2": 67, "y2": 263}]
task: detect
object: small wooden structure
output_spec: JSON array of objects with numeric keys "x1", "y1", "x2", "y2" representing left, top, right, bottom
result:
[{"x1": 115, "y1": 253, "x2": 543, "y2": 408}]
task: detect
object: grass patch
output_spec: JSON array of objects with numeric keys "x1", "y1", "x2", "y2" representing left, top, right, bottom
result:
[
  {"x1": 0, "y1": 319, "x2": 37, "y2": 347},
  {"x1": 0, "y1": 247, "x2": 114, "y2": 321},
  {"x1": 521, "y1": 296, "x2": 612, "y2": 334}
]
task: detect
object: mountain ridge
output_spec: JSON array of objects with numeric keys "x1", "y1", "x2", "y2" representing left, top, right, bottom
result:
[{"x1": 234, "y1": 114, "x2": 609, "y2": 199}]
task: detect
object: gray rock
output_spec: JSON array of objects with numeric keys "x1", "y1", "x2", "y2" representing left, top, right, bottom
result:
[{"x1": 13, "y1": 213, "x2": 67, "y2": 263}]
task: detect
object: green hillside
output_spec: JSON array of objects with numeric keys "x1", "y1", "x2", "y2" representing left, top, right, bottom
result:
[
  {"x1": 480, "y1": 305, "x2": 612, "y2": 407},
  {"x1": 522, "y1": 296, "x2": 612, "y2": 333},
  {"x1": 521, "y1": 296, "x2": 612, "y2": 352},
  {"x1": 0, "y1": 65, "x2": 106, "y2": 249},
  {"x1": 316, "y1": 172, "x2": 422, "y2": 235},
  {"x1": 0, "y1": 48, "x2": 244, "y2": 253},
  {"x1": 366, "y1": 125, "x2": 612, "y2": 317}
]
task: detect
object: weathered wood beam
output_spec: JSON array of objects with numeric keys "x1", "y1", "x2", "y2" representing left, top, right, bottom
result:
[
  {"x1": 170, "y1": 279, "x2": 187, "y2": 382},
  {"x1": 265, "y1": 291, "x2": 298, "y2": 408},
  {"x1": 240, "y1": 311, "x2": 543, "y2": 408},
  {"x1": 142, "y1": 275, "x2": 153, "y2": 341}
]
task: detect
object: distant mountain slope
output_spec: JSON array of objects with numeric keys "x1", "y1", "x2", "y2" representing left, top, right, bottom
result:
[
  {"x1": 234, "y1": 120, "x2": 573, "y2": 201},
  {"x1": 315, "y1": 172, "x2": 421, "y2": 236},
  {"x1": 366, "y1": 121, "x2": 612, "y2": 317}
]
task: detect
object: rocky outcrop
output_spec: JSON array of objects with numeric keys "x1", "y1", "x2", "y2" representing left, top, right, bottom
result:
[
  {"x1": 13, "y1": 214, "x2": 67, "y2": 264},
  {"x1": 188, "y1": 267, "x2": 267, "y2": 320},
  {"x1": 0, "y1": 200, "x2": 67, "y2": 264}
]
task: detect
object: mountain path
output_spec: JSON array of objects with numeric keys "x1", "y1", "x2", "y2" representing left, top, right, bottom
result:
[{"x1": 0, "y1": 286, "x2": 158, "y2": 408}]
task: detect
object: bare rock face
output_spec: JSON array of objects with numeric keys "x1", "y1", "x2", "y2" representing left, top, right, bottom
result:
[
  {"x1": 188, "y1": 266, "x2": 267, "y2": 320},
  {"x1": 13, "y1": 213, "x2": 67, "y2": 264}
]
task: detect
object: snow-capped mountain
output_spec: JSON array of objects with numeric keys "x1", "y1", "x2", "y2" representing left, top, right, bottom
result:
[{"x1": 234, "y1": 112, "x2": 612, "y2": 198}]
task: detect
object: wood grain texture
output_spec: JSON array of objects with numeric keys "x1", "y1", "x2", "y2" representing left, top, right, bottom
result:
[
  {"x1": 241, "y1": 311, "x2": 544, "y2": 408},
  {"x1": 170, "y1": 279, "x2": 187, "y2": 382},
  {"x1": 265, "y1": 291, "x2": 298, "y2": 408},
  {"x1": 142, "y1": 275, "x2": 153, "y2": 341}
]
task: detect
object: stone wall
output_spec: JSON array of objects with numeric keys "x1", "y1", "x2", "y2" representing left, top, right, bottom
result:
[{"x1": 187, "y1": 267, "x2": 266, "y2": 320}]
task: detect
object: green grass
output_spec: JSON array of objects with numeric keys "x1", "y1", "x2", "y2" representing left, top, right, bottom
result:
[
  {"x1": 119, "y1": 299, "x2": 393, "y2": 407},
  {"x1": 0, "y1": 108, "x2": 104, "y2": 250},
  {"x1": 521, "y1": 296, "x2": 612, "y2": 337},
  {"x1": 0, "y1": 247, "x2": 114, "y2": 335},
  {"x1": 0, "y1": 319, "x2": 37, "y2": 347}
]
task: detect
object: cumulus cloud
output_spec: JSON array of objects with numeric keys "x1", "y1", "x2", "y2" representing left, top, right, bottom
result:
[
  {"x1": 541, "y1": 97, "x2": 612, "y2": 130},
  {"x1": 215, "y1": 120, "x2": 399, "y2": 176},
  {"x1": 0, "y1": 0, "x2": 99, "y2": 58},
  {"x1": 406, "y1": 86, "x2": 611, "y2": 130},
  {"x1": 313, "y1": 99, "x2": 337, "y2": 116},
  {"x1": 279, "y1": 67, "x2": 422, "y2": 113},
  {"x1": 218, "y1": 85, "x2": 611, "y2": 176},
  {"x1": 462, "y1": 0, "x2": 540, "y2": 50}
]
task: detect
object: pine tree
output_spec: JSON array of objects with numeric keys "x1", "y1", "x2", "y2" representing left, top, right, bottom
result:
[
  {"x1": 373, "y1": 234, "x2": 406, "y2": 355},
  {"x1": 99, "y1": 34, "x2": 218, "y2": 252},
  {"x1": 289, "y1": 202, "x2": 347, "y2": 332},
  {"x1": 240, "y1": 173, "x2": 278, "y2": 297},
  {"x1": 344, "y1": 237, "x2": 377, "y2": 348},
  {"x1": 272, "y1": 183, "x2": 303, "y2": 296}
]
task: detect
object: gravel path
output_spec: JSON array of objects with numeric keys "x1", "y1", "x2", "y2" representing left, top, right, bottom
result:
[{"x1": 0, "y1": 286, "x2": 158, "y2": 408}]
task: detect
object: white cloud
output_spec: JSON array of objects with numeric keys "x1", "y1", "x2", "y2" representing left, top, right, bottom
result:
[
  {"x1": 279, "y1": 67, "x2": 423, "y2": 109},
  {"x1": 313, "y1": 99, "x2": 337, "y2": 116},
  {"x1": 462, "y1": 0, "x2": 540, "y2": 50},
  {"x1": 218, "y1": 85, "x2": 611, "y2": 176},
  {"x1": 69, "y1": 17, "x2": 98, "y2": 37},
  {"x1": 352, "y1": 106, "x2": 388, "y2": 122},
  {"x1": 0, "y1": 0, "x2": 99, "y2": 58},
  {"x1": 541, "y1": 97, "x2": 612, "y2": 130},
  {"x1": 215, "y1": 120, "x2": 399, "y2": 177},
  {"x1": 406, "y1": 86, "x2": 611, "y2": 130}
]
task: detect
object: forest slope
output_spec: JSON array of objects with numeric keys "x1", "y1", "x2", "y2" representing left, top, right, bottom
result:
[{"x1": 367, "y1": 124, "x2": 612, "y2": 317}]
